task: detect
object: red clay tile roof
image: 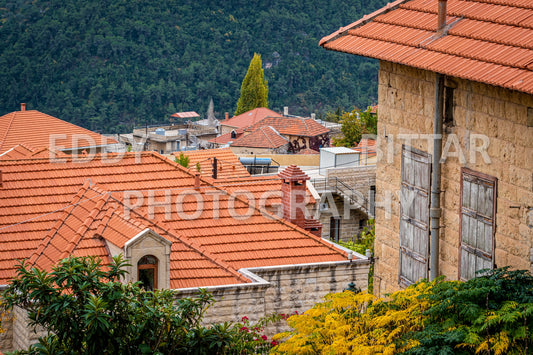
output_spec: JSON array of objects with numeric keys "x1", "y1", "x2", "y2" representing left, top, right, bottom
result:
[
  {"x1": 231, "y1": 126, "x2": 289, "y2": 149},
  {"x1": 320, "y1": 0, "x2": 533, "y2": 94},
  {"x1": 171, "y1": 111, "x2": 200, "y2": 119},
  {"x1": 213, "y1": 174, "x2": 316, "y2": 207},
  {"x1": 245, "y1": 116, "x2": 330, "y2": 137},
  {"x1": 208, "y1": 129, "x2": 245, "y2": 145},
  {"x1": 353, "y1": 138, "x2": 377, "y2": 155},
  {"x1": 172, "y1": 148, "x2": 251, "y2": 179},
  {"x1": 298, "y1": 148, "x2": 320, "y2": 154},
  {"x1": 27, "y1": 182, "x2": 248, "y2": 288},
  {"x1": 220, "y1": 108, "x2": 280, "y2": 129},
  {"x1": 0, "y1": 152, "x2": 347, "y2": 286},
  {"x1": 0, "y1": 109, "x2": 117, "y2": 154},
  {"x1": 0, "y1": 144, "x2": 69, "y2": 160}
]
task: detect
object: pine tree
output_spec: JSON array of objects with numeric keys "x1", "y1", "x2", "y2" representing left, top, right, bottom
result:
[{"x1": 234, "y1": 53, "x2": 268, "y2": 116}]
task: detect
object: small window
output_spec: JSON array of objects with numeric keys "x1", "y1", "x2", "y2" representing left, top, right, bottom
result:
[
  {"x1": 138, "y1": 255, "x2": 158, "y2": 291},
  {"x1": 231, "y1": 130, "x2": 237, "y2": 139},
  {"x1": 330, "y1": 217, "x2": 340, "y2": 242},
  {"x1": 444, "y1": 86, "x2": 455, "y2": 128}
]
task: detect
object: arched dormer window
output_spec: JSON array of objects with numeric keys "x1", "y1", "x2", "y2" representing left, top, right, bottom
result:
[
  {"x1": 230, "y1": 130, "x2": 237, "y2": 139},
  {"x1": 138, "y1": 255, "x2": 158, "y2": 291}
]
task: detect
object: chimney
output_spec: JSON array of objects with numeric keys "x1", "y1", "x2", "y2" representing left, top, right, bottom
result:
[
  {"x1": 225, "y1": 112, "x2": 229, "y2": 120},
  {"x1": 279, "y1": 165, "x2": 322, "y2": 235},
  {"x1": 283, "y1": 106, "x2": 289, "y2": 116},
  {"x1": 194, "y1": 173, "x2": 201, "y2": 190},
  {"x1": 438, "y1": 0, "x2": 448, "y2": 31},
  {"x1": 20, "y1": 103, "x2": 26, "y2": 111},
  {"x1": 311, "y1": 113, "x2": 316, "y2": 120}
]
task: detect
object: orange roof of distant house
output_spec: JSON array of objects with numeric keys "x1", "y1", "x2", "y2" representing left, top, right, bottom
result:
[
  {"x1": 245, "y1": 116, "x2": 329, "y2": 137},
  {"x1": 170, "y1": 111, "x2": 200, "y2": 119},
  {"x1": 353, "y1": 138, "x2": 377, "y2": 155},
  {"x1": 231, "y1": 126, "x2": 289, "y2": 149},
  {"x1": 298, "y1": 148, "x2": 320, "y2": 154},
  {"x1": 208, "y1": 129, "x2": 245, "y2": 145},
  {"x1": 0, "y1": 143, "x2": 69, "y2": 160},
  {"x1": 320, "y1": 0, "x2": 533, "y2": 94},
  {"x1": 0, "y1": 151, "x2": 347, "y2": 286},
  {"x1": 221, "y1": 108, "x2": 280, "y2": 129},
  {"x1": 172, "y1": 148, "x2": 251, "y2": 179},
  {"x1": 0, "y1": 107, "x2": 117, "y2": 154}
]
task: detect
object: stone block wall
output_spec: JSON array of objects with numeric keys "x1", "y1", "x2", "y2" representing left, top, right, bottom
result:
[
  {"x1": 374, "y1": 60, "x2": 533, "y2": 296},
  {"x1": 318, "y1": 193, "x2": 368, "y2": 242},
  {"x1": 326, "y1": 165, "x2": 376, "y2": 198},
  {"x1": 175, "y1": 259, "x2": 370, "y2": 335}
]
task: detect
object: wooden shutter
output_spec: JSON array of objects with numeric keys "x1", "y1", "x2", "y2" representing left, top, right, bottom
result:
[
  {"x1": 399, "y1": 146, "x2": 431, "y2": 286},
  {"x1": 459, "y1": 168, "x2": 497, "y2": 281}
]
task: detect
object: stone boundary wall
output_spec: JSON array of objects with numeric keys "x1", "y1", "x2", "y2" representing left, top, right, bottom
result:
[{"x1": 174, "y1": 259, "x2": 370, "y2": 335}]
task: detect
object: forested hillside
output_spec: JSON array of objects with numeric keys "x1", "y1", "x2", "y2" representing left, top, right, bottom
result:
[{"x1": 0, "y1": 0, "x2": 387, "y2": 133}]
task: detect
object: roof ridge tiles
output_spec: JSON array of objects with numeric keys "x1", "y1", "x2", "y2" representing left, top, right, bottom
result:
[
  {"x1": 0, "y1": 112, "x2": 17, "y2": 153},
  {"x1": 104, "y1": 195, "x2": 249, "y2": 284},
  {"x1": 28, "y1": 181, "x2": 95, "y2": 266},
  {"x1": 261, "y1": 126, "x2": 276, "y2": 149}
]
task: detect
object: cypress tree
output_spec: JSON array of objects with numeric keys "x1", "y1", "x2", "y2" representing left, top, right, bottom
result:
[{"x1": 234, "y1": 53, "x2": 269, "y2": 115}]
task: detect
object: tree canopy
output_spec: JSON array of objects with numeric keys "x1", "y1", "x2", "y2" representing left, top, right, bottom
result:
[
  {"x1": 234, "y1": 53, "x2": 269, "y2": 115},
  {"x1": 0, "y1": 0, "x2": 387, "y2": 133},
  {"x1": 2, "y1": 255, "x2": 277, "y2": 354},
  {"x1": 333, "y1": 106, "x2": 378, "y2": 147}
]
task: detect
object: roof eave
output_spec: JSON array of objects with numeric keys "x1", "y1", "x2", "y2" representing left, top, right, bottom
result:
[{"x1": 319, "y1": 0, "x2": 409, "y2": 48}]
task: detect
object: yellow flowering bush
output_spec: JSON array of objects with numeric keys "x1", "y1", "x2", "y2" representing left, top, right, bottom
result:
[
  {"x1": 271, "y1": 282, "x2": 433, "y2": 354},
  {"x1": 271, "y1": 268, "x2": 533, "y2": 355}
]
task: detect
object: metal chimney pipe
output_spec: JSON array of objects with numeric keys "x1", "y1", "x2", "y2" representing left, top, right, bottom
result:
[{"x1": 438, "y1": 0, "x2": 448, "y2": 31}]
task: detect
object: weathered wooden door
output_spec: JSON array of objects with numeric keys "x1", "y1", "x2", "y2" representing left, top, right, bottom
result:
[
  {"x1": 459, "y1": 168, "x2": 497, "y2": 280},
  {"x1": 399, "y1": 145, "x2": 431, "y2": 286}
]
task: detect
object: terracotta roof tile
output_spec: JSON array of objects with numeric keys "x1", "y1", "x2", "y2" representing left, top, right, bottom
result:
[
  {"x1": 245, "y1": 116, "x2": 329, "y2": 137},
  {"x1": 172, "y1": 148, "x2": 250, "y2": 179},
  {"x1": 0, "y1": 109, "x2": 117, "y2": 154},
  {"x1": 220, "y1": 108, "x2": 280, "y2": 129},
  {"x1": 170, "y1": 111, "x2": 200, "y2": 119},
  {"x1": 320, "y1": 0, "x2": 533, "y2": 94},
  {"x1": 231, "y1": 126, "x2": 289, "y2": 149},
  {"x1": 298, "y1": 148, "x2": 320, "y2": 154},
  {"x1": 0, "y1": 152, "x2": 347, "y2": 286},
  {"x1": 208, "y1": 129, "x2": 245, "y2": 145}
]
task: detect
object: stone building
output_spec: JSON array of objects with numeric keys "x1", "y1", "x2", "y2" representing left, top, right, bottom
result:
[
  {"x1": 321, "y1": 0, "x2": 532, "y2": 295},
  {"x1": 0, "y1": 150, "x2": 369, "y2": 352}
]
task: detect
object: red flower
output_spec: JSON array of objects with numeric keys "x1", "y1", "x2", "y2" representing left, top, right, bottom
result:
[
  {"x1": 240, "y1": 326, "x2": 249, "y2": 332},
  {"x1": 271, "y1": 340, "x2": 278, "y2": 346},
  {"x1": 241, "y1": 316, "x2": 249, "y2": 322},
  {"x1": 261, "y1": 335, "x2": 268, "y2": 341}
]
